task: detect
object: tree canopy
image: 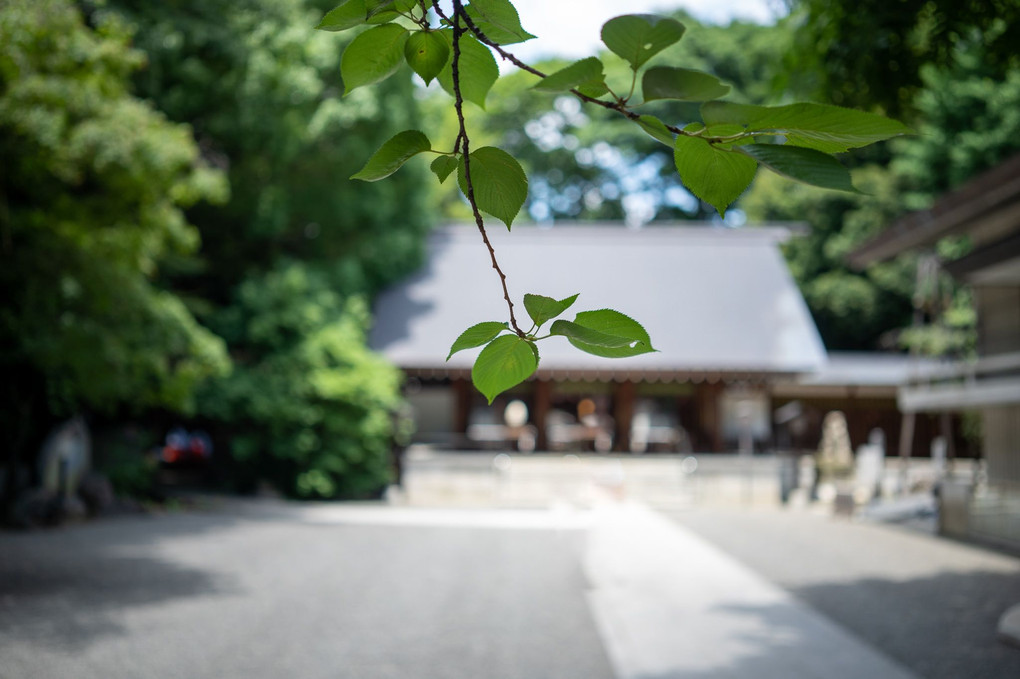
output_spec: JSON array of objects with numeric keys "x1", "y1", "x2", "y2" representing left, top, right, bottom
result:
[
  {"x1": 5, "y1": 0, "x2": 1013, "y2": 509},
  {"x1": 786, "y1": 0, "x2": 1020, "y2": 117},
  {"x1": 1, "y1": 0, "x2": 434, "y2": 508},
  {"x1": 0, "y1": 0, "x2": 232, "y2": 514},
  {"x1": 324, "y1": 1, "x2": 909, "y2": 400},
  {"x1": 93, "y1": 0, "x2": 434, "y2": 498}
]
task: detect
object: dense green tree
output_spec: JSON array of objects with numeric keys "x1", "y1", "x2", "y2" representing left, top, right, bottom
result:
[
  {"x1": 741, "y1": 168, "x2": 916, "y2": 350},
  {"x1": 95, "y1": 0, "x2": 431, "y2": 295},
  {"x1": 785, "y1": 0, "x2": 1020, "y2": 117},
  {"x1": 94, "y1": 0, "x2": 433, "y2": 497},
  {"x1": 765, "y1": 5, "x2": 1020, "y2": 353},
  {"x1": 0, "y1": 0, "x2": 229, "y2": 514},
  {"x1": 201, "y1": 266, "x2": 401, "y2": 498},
  {"x1": 892, "y1": 47, "x2": 1020, "y2": 205}
]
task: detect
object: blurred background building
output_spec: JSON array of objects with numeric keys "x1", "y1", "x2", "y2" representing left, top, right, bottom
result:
[
  {"x1": 852, "y1": 152, "x2": 1020, "y2": 551},
  {"x1": 371, "y1": 223, "x2": 964, "y2": 459}
]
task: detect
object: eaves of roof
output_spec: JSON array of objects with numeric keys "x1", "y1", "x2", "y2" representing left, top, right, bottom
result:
[{"x1": 849, "y1": 152, "x2": 1020, "y2": 268}]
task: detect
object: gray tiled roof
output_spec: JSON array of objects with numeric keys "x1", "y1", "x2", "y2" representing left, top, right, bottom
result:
[{"x1": 370, "y1": 224, "x2": 827, "y2": 376}]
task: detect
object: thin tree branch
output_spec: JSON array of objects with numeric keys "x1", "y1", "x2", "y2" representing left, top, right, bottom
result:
[
  {"x1": 446, "y1": 1, "x2": 525, "y2": 337},
  {"x1": 447, "y1": 6, "x2": 740, "y2": 141}
]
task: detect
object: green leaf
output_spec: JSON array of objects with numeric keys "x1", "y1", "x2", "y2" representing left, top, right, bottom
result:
[
  {"x1": 341, "y1": 23, "x2": 409, "y2": 94},
  {"x1": 704, "y1": 123, "x2": 752, "y2": 149},
  {"x1": 701, "y1": 102, "x2": 911, "y2": 153},
  {"x1": 465, "y1": 0, "x2": 536, "y2": 45},
  {"x1": 457, "y1": 147, "x2": 528, "y2": 228},
  {"x1": 472, "y1": 335, "x2": 538, "y2": 404},
  {"x1": 746, "y1": 103, "x2": 913, "y2": 153},
  {"x1": 704, "y1": 124, "x2": 745, "y2": 137},
  {"x1": 447, "y1": 321, "x2": 509, "y2": 360},
  {"x1": 739, "y1": 144, "x2": 858, "y2": 192},
  {"x1": 673, "y1": 135, "x2": 757, "y2": 216},
  {"x1": 404, "y1": 30, "x2": 449, "y2": 84},
  {"x1": 600, "y1": 15, "x2": 686, "y2": 70},
  {"x1": 634, "y1": 115, "x2": 674, "y2": 146},
  {"x1": 365, "y1": 0, "x2": 392, "y2": 14},
  {"x1": 316, "y1": 0, "x2": 368, "y2": 32},
  {"x1": 550, "y1": 320, "x2": 637, "y2": 348},
  {"x1": 364, "y1": 0, "x2": 410, "y2": 24},
  {"x1": 437, "y1": 32, "x2": 499, "y2": 108},
  {"x1": 533, "y1": 57, "x2": 605, "y2": 93},
  {"x1": 565, "y1": 309, "x2": 656, "y2": 359},
  {"x1": 430, "y1": 155, "x2": 458, "y2": 183},
  {"x1": 523, "y1": 293, "x2": 579, "y2": 328},
  {"x1": 365, "y1": 0, "x2": 415, "y2": 21},
  {"x1": 701, "y1": 101, "x2": 768, "y2": 126},
  {"x1": 575, "y1": 81, "x2": 611, "y2": 98},
  {"x1": 351, "y1": 130, "x2": 431, "y2": 181},
  {"x1": 642, "y1": 66, "x2": 729, "y2": 102}
]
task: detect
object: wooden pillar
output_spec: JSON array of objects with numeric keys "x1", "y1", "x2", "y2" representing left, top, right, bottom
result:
[
  {"x1": 533, "y1": 379, "x2": 551, "y2": 451},
  {"x1": 941, "y1": 412, "x2": 956, "y2": 466},
  {"x1": 613, "y1": 380, "x2": 636, "y2": 452},
  {"x1": 452, "y1": 377, "x2": 472, "y2": 439},
  {"x1": 898, "y1": 411, "x2": 916, "y2": 493},
  {"x1": 898, "y1": 412, "x2": 915, "y2": 459},
  {"x1": 675, "y1": 392, "x2": 696, "y2": 452},
  {"x1": 697, "y1": 381, "x2": 724, "y2": 452}
]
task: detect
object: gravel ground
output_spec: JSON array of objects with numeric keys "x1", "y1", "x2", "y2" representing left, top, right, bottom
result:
[{"x1": 666, "y1": 506, "x2": 1020, "y2": 679}]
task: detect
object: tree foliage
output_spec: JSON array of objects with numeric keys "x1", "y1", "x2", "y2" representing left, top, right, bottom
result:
[
  {"x1": 741, "y1": 168, "x2": 915, "y2": 350},
  {"x1": 0, "y1": 0, "x2": 232, "y2": 514},
  {"x1": 892, "y1": 47, "x2": 1020, "y2": 203},
  {"x1": 100, "y1": 0, "x2": 432, "y2": 296},
  {"x1": 95, "y1": 0, "x2": 433, "y2": 497},
  {"x1": 765, "y1": 2, "x2": 1020, "y2": 354},
  {"x1": 785, "y1": 0, "x2": 1020, "y2": 117},
  {"x1": 201, "y1": 267, "x2": 400, "y2": 498},
  {"x1": 321, "y1": 0, "x2": 907, "y2": 401}
]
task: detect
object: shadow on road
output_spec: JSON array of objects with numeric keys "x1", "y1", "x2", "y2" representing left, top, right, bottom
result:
[
  {"x1": 0, "y1": 511, "x2": 244, "y2": 648},
  {"x1": 788, "y1": 570, "x2": 1020, "y2": 679}
]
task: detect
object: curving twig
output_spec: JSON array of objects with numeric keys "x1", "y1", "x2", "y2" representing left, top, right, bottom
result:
[{"x1": 446, "y1": 0, "x2": 526, "y2": 337}]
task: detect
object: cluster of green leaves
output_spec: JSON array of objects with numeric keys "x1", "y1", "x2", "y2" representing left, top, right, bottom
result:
[
  {"x1": 318, "y1": 0, "x2": 909, "y2": 401},
  {"x1": 440, "y1": 12, "x2": 792, "y2": 225},
  {"x1": 447, "y1": 294, "x2": 654, "y2": 403}
]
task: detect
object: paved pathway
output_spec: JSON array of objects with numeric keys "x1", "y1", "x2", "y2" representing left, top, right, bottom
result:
[
  {"x1": 668, "y1": 506, "x2": 1020, "y2": 679},
  {"x1": 0, "y1": 503, "x2": 610, "y2": 679},
  {"x1": 586, "y1": 502, "x2": 917, "y2": 679},
  {"x1": 0, "y1": 498, "x2": 956, "y2": 678}
]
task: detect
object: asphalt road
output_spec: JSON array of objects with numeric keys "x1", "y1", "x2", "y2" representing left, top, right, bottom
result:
[
  {"x1": 668, "y1": 507, "x2": 1020, "y2": 679},
  {"x1": 0, "y1": 503, "x2": 613, "y2": 679},
  {"x1": 3, "y1": 498, "x2": 1019, "y2": 679}
]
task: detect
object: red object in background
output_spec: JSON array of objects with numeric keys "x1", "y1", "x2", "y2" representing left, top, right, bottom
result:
[{"x1": 160, "y1": 428, "x2": 213, "y2": 466}]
